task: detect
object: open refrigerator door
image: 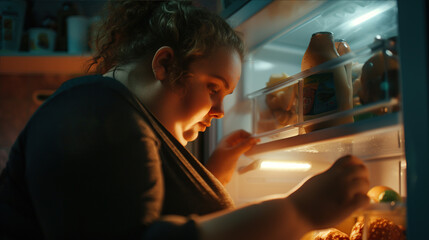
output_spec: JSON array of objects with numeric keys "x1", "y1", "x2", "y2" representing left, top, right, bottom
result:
[{"x1": 214, "y1": 0, "x2": 424, "y2": 239}]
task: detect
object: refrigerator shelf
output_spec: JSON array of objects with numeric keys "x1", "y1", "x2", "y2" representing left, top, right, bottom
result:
[{"x1": 245, "y1": 109, "x2": 403, "y2": 161}]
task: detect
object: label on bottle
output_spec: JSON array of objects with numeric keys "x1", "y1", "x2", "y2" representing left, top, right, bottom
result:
[
  {"x1": 1, "y1": 11, "x2": 18, "y2": 50},
  {"x1": 303, "y1": 72, "x2": 337, "y2": 115}
]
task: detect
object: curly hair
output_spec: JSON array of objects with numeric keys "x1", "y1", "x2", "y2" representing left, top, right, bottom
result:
[{"x1": 88, "y1": 0, "x2": 245, "y2": 86}]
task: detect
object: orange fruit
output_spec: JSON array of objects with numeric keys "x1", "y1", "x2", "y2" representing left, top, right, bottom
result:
[{"x1": 367, "y1": 185, "x2": 393, "y2": 203}]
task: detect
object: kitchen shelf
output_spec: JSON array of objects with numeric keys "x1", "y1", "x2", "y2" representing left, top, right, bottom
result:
[{"x1": 0, "y1": 55, "x2": 93, "y2": 75}]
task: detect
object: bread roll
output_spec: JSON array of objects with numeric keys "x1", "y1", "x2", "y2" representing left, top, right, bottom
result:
[
  {"x1": 349, "y1": 218, "x2": 405, "y2": 240},
  {"x1": 314, "y1": 228, "x2": 349, "y2": 240}
]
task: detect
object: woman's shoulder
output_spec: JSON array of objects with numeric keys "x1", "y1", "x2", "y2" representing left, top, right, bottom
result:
[
  {"x1": 31, "y1": 75, "x2": 160, "y2": 143},
  {"x1": 45, "y1": 75, "x2": 138, "y2": 110},
  {"x1": 56, "y1": 75, "x2": 128, "y2": 96}
]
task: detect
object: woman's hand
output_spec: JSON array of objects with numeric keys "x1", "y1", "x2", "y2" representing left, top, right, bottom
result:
[
  {"x1": 288, "y1": 155, "x2": 370, "y2": 230},
  {"x1": 206, "y1": 130, "x2": 259, "y2": 185}
]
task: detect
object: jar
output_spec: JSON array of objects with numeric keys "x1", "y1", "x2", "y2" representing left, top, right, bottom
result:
[{"x1": 358, "y1": 36, "x2": 399, "y2": 105}]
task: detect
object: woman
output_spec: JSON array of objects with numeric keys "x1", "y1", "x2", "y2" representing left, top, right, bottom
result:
[{"x1": 0, "y1": 1, "x2": 370, "y2": 240}]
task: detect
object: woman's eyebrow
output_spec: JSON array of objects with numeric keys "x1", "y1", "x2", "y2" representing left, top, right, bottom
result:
[{"x1": 209, "y1": 74, "x2": 230, "y2": 91}]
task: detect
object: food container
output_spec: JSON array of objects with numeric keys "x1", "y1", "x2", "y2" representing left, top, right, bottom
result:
[
  {"x1": 301, "y1": 202, "x2": 406, "y2": 240},
  {"x1": 251, "y1": 74, "x2": 302, "y2": 139},
  {"x1": 66, "y1": 15, "x2": 89, "y2": 54},
  {"x1": 351, "y1": 202, "x2": 406, "y2": 240},
  {"x1": 28, "y1": 28, "x2": 56, "y2": 53},
  {"x1": 0, "y1": 0, "x2": 26, "y2": 52}
]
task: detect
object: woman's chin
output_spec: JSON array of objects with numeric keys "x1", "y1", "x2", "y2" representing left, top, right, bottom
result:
[{"x1": 183, "y1": 129, "x2": 199, "y2": 144}]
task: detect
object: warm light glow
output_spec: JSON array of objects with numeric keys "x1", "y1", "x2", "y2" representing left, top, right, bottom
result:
[
  {"x1": 349, "y1": 3, "x2": 395, "y2": 27},
  {"x1": 260, "y1": 161, "x2": 312, "y2": 171}
]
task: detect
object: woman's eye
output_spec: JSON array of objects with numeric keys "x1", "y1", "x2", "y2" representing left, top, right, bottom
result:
[{"x1": 208, "y1": 84, "x2": 221, "y2": 94}]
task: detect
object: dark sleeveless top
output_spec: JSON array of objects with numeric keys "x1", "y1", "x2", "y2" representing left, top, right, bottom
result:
[{"x1": 0, "y1": 75, "x2": 234, "y2": 240}]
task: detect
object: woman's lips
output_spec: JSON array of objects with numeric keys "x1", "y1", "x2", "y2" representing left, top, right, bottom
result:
[{"x1": 198, "y1": 122, "x2": 210, "y2": 131}]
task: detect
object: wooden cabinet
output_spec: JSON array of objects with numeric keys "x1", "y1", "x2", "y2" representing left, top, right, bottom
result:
[
  {"x1": 0, "y1": 55, "x2": 92, "y2": 75},
  {"x1": 0, "y1": 55, "x2": 91, "y2": 172}
]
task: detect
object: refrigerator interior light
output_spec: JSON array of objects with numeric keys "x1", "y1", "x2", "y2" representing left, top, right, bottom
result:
[
  {"x1": 349, "y1": 2, "x2": 396, "y2": 27},
  {"x1": 260, "y1": 160, "x2": 312, "y2": 172},
  {"x1": 252, "y1": 60, "x2": 274, "y2": 70}
]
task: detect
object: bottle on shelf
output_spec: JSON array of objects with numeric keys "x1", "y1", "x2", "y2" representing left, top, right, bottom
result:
[
  {"x1": 335, "y1": 38, "x2": 352, "y2": 89},
  {"x1": 359, "y1": 36, "x2": 399, "y2": 105},
  {"x1": 55, "y1": 1, "x2": 79, "y2": 52},
  {"x1": 301, "y1": 31, "x2": 353, "y2": 133}
]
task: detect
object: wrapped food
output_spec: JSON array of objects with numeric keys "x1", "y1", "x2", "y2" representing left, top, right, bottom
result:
[
  {"x1": 349, "y1": 218, "x2": 406, "y2": 240},
  {"x1": 262, "y1": 73, "x2": 298, "y2": 129},
  {"x1": 314, "y1": 228, "x2": 350, "y2": 240}
]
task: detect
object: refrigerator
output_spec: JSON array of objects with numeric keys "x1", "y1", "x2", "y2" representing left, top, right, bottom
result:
[{"x1": 208, "y1": 0, "x2": 428, "y2": 239}]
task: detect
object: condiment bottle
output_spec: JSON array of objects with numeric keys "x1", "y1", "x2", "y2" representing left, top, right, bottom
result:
[
  {"x1": 55, "y1": 2, "x2": 79, "y2": 51},
  {"x1": 335, "y1": 39, "x2": 352, "y2": 90},
  {"x1": 301, "y1": 32, "x2": 353, "y2": 132},
  {"x1": 359, "y1": 36, "x2": 399, "y2": 105}
]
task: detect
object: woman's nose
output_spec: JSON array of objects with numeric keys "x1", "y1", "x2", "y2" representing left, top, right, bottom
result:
[{"x1": 210, "y1": 101, "x2": 224, "y2": 119}]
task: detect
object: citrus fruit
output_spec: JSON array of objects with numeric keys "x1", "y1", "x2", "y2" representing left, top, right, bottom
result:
[{"x1": 379, "y1": 189, "x2": 401, "y2": 203}]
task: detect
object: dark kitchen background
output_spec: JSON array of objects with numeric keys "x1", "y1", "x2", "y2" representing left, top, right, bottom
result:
[{"x1": 0, "y1": 0, "x2": 225, "y2": 173}]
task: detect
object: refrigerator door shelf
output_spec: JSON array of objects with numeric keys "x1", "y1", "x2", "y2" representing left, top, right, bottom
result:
[
  {"x1": 248, "y1": 39, "x2": 399, "y2": 140},
  {"x1": 253, "y1": 97, "x2": 399, "y2": 141},
  {"x1": 245, "y1": 111, "x2": 404, "y2": 162}
]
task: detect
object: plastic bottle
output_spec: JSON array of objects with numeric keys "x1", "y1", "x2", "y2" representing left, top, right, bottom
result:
[
  {"x1": 301, "y1": 32, "x2": 353, "y2": 132},
  {"x1": 359, "y1": 36, "x2": 399, "y2": 105},
  {"x1": 55, "y1": 1, "x2": 79, "y2": 51},
  {"x1": 335, "y1": 39, "x2": 352, "y2": 89}
]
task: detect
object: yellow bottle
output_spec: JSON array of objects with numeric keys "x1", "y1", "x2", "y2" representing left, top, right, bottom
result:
[{"x1": 301, "y1": 32, "x2": 353, "y2": 132}]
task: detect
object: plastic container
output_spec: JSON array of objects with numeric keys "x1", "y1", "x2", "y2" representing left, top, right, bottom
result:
[
  {"x1": 350, "y1": 202, "x2": 406, "y2": 240},
  {"x1": 66, "y1": 15, "x2": 89, "y2": 54},
  {"x1": 28, "y1": 28, "x2": 56, "y2": 53},
  {"x1": 301, "y1": 202, "x2": 406, "y2": 240},
  {"x1": 253, "y1": 74, "x2": 301, "y2": 138},
  {"x1": 0, "y1": 0, "x2": 26, "y2": 52}
]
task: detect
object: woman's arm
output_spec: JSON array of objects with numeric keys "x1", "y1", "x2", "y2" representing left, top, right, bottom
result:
[{"x1": 198, "y1": 155, "x2": 370, "y2": 240}]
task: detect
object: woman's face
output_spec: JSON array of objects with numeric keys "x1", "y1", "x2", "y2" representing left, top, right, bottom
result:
[{"x1": 166, "y1": 47, "x2": 242, "y2": 145}]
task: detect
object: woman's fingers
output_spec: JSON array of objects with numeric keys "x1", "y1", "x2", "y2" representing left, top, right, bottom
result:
[
  {"x1": 233, "y1": 137, "x2": 260, "y2": 154},
  {"x1": 332, "y1": 155, "x2": 370, "y2": 205},
  {"x1": 289, "y1": 155, "x2": 371, "y2": 229},
  {"x1": 221, "y1": 130, "x2": 259, "y2": 153}
]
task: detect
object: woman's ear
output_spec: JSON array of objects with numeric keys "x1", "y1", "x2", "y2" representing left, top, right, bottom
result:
[{"x1": 152, "y1": 46, "x2": 174, "y2": 81}]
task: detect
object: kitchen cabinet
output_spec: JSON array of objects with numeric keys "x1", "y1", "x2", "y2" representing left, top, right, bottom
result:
[
  {"x1": 0, "y1": 55, "x2": 91, "y2": 172},
  {"x1": 0, "y1": 55, "x2": 91, "y2": 75}
]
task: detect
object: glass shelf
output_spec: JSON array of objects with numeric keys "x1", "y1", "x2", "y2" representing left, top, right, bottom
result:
[{"x1": 245, "y1": 110, "x2": 403, "y2": 160}]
